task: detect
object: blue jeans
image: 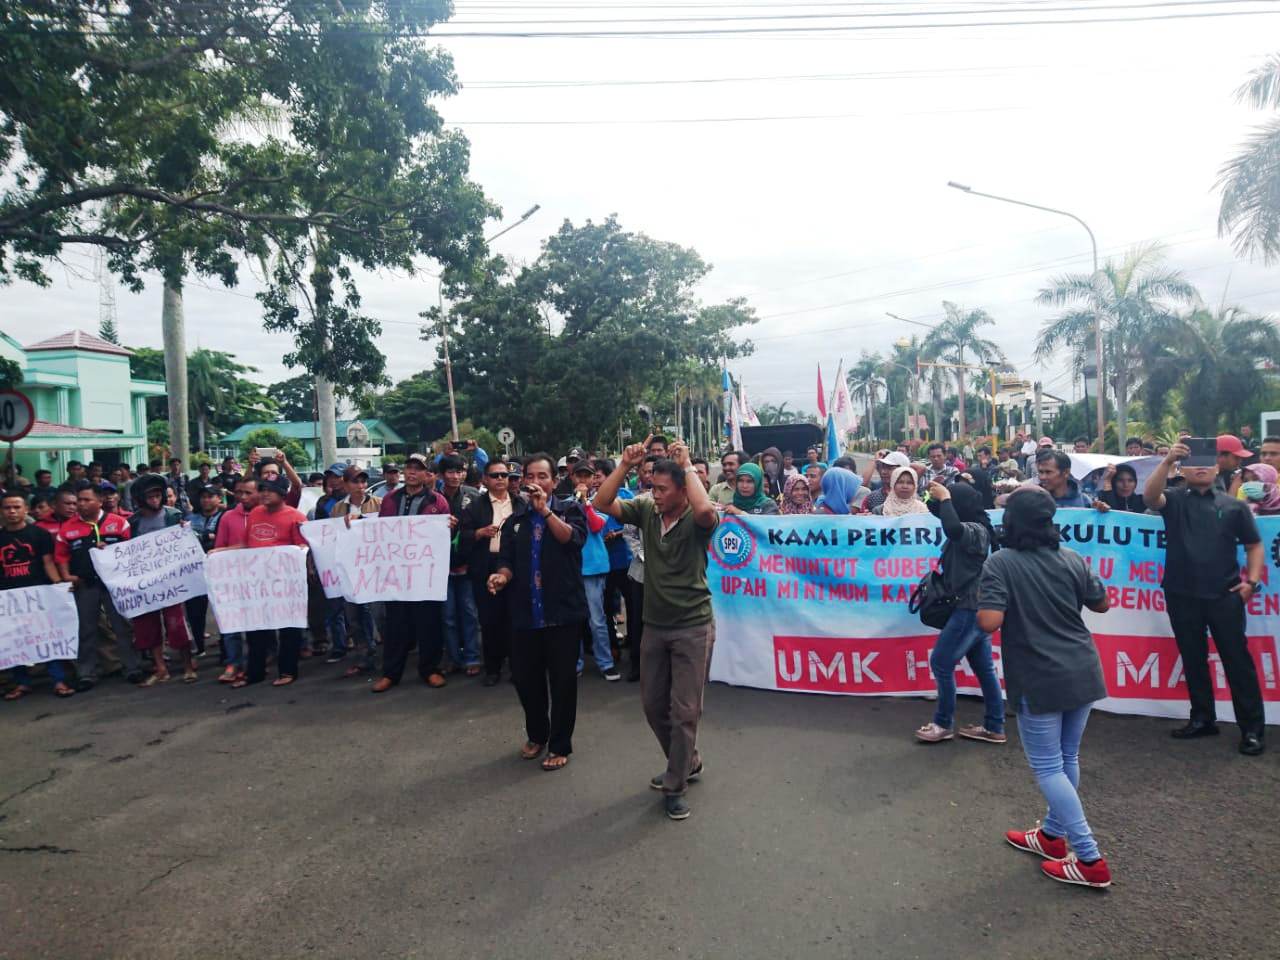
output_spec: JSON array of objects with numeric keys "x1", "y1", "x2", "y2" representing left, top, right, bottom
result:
[
  {"x1": 582, "y1": 574, "x2": 616, "y2": 673},
  {"x1": 13, "y1": 661, "x2": 68, "y2": 685},
  {"x1": 324, "y1": 596, "x2": 348, "y2": 654},
  {"x1": 222, "y1": 632, "x2": 245, "y2": 671},
  {"x1": 442, "y1": 575, "x2": 482, "y2": 668},
  {"x1": 930, "y1": 608, "x2": 1004, "y2": 732},
  {"x1": 345, "y1": 602, "x2": 378, "y2": 669},
  {"x1": 1017, "y1": 699, "x2": 1100, "y2": 862}
]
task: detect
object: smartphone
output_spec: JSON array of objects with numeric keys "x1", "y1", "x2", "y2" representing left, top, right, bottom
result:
[
  {"x1": 456, "y1": 439, "x2": 476, "y2": 451},
  {"x1": 254, "y1": 446, "x2": 279, "y2": 460},
  {"x1": 1183, "y1": 437, "x2": 1216, "y2": 468}
]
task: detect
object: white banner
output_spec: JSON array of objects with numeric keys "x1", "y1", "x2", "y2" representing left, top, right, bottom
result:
[
  {"x1": 89, "y1": 525, "x2": 207, "y2": 618},
  {"x1": 0, "y1": 583, "x2": 79, "y2": 669},
  {"x1": 205, "y1": 546, "x2": 309, "y2": 633},
  {"x1": 300, "y1": 518, "x2": 349, "y2": 599},
  {"x1": 331, "y1": 514, "x2": 450, "y2": 603}
]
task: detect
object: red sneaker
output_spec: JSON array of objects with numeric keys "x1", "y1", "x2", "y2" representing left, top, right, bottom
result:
[
  {"x1": 1006, "y1": 824, "x2": 1067, "y2": 860},
  {"x1": 1041, "y1": 854, "x2": 1111, "y2": 889}
]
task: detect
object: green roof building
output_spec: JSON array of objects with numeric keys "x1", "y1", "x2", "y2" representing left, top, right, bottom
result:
[{"x1": 215, "y1": 419, "x2": 404, "y2": 468}]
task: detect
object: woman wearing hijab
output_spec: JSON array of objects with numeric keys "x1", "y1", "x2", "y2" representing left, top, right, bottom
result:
[
  {"x1": 759, "y1": 447, "x2": 784, "y2": 499},
  {"x1": 1094, "y1": 463, "x2": 1144, "y2": 513},
  {"x1": 915, "y1": 481, "x2": 1004, "y2": 744},
  {"x1": 877, "y1": 466, "x2": 929, "y2": 517},
  {"x1": 726, "y1": 463, "x2": 779, "y2": 516},
  {"x1": 977, "y1": 486, "x2": 1113, "y2": 889},
  {"x1": 780, "y1": 473, "x2": 814, "y2": 515},
  {"x1": 816, "y1": 467, "x2": 862, "y2": 515},
  {"x1": 1241, "y1": 463, "x2": 1280, "y2": 516}
]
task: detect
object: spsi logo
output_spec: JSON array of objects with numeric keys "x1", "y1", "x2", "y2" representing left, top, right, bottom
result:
[
  {"x1": 1271, "y1": 531, "x2": 1280, "y2": 570},
  {"x1": 711, "y1": 517, "x2": 755, "y2": 570}
]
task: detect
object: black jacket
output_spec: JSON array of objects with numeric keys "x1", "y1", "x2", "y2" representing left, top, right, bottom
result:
[
  {"x1": 495, "y1": 495, "x2": 588, "y2": 630},
  {"x1": 461, "y1": 491, "x2": 527, "y2": 585}
]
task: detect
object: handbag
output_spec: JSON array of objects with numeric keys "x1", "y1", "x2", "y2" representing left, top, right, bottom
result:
[{"x1": 908, "y1": 569, "x2": 956, "y2": 630}]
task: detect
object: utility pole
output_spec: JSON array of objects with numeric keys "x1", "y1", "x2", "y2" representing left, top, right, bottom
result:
[{"x1": 1034, "y1": 381, "x2": 1044, "y2": 438}]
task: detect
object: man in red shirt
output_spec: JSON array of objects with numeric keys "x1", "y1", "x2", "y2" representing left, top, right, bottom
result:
[
  {"x1": 372, "y1": 452, "x2": 451, "y2": 693},
  {"x1": 55, "y1": 481, "x2": 142, "y2": 689},
  {"x1": 211, "y1": 475, "x2": 259, "y2": 682},
  {"x1": 226, "y1": 474, "x2": 307, "y2": 688}
]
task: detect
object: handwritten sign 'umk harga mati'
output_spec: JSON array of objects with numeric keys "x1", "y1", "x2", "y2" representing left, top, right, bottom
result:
[
  {"x1": 300, "y1": 518, "x2": 349, "y2": 600},
  {"x1": 205, "y1": 546, "x2": 309, "y2": 633},
  {"x1": 332, "y1": 514, "x2": 449, "y2": 603},
  {"x1": 90, "y1": 524, "x2": 208, "y2": 618},
  {"x1": 0, "y1": 582, "x2": 80, "y2": 670}
]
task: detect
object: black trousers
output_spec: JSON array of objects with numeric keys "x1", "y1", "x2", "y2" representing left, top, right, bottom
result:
[
  {"x1": 627, "y1": 579, "x2": 644, "y2": 673},
  {"x1": 247, "y1": 628, "x2": 302, "y2": 683},
  {"x1": 1166, "y1": 591, "x2": 1265, "y2": 735},
  {"x1": 475, "y1": 585, "x2": 511, "y2": 677},
  {"x1": 185, "y1": 596, "x2": 209, "y2": 655},
  {"x1": 381, "y1": 600, "x2": 444, "y2": 684},
  {"x1": 510, "y1": 623, "x2": 582, "y2": 756}
]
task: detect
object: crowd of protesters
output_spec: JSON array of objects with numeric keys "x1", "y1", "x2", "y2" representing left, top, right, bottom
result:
[{"x1": 0, "y1": 423, "x2": 1274, "y2": 853}]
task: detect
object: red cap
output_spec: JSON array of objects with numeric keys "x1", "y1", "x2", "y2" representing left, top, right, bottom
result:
[{"x1": 1216, "y1": 434, "x2": 1248, "y2": 457}]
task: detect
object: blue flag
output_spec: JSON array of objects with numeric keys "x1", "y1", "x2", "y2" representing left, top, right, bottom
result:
[{"x1": 826, "y1": 412, "x2": 840, "y2": 462}]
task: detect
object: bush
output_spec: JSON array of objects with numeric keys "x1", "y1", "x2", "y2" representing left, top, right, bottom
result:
[{"x1": 239, "y1": 428, "x2": 311, "y2": 469}]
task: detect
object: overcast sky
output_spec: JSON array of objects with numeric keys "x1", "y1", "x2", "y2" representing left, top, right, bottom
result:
[{"x1": 5, "y1": 1, "x2": 1280, "y2": 419}]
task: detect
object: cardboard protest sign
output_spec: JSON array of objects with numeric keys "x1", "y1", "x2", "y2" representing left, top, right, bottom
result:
[
  {"x1": 0, "y1": 582, "x2": 79, "y2": 669},
  {"x1": 205, "y1": 546, "x2": 309, "y2": 633},
  {"x1": 331, "y1": 514, "x2": 449, "y2": 603},
  {"x1": 89, "y1": 525, "x2": 207, "y2": 618},
  {"x1": 300, "y1": 518, "x2": 349, "y2": 599}
]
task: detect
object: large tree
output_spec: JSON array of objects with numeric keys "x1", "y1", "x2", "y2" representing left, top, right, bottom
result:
[
  {"x1": 1, "y1": 0, "x2": 493, "y2": 466},
  {"x1": 266, "y1": 375, "x2": 323, "y2": 423},
  {"x1": 362, "y1": 368, "x2": 457, "y2": 449},
  {"x1": 1035, "y1": 245, "x2": 1196, "y2": 450},
  {"x1": 443, "y1": 218, "x2": 755, "y2": 452},
  {"x1": 923, "y1": 302, "x2": 1006, "y2": 440},
  {"x1": 1219, "y1": 53, "x2": 1280, "y2": 263},
  {"x1": 187, "y1": 348, "x2": 275, "y2": 451}
]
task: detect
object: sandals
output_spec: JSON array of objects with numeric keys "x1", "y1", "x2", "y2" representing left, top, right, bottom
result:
[
  {"x1": 53, "y1": 682, "x2": 76, "y2": 698},
  {"x1": 425, "y1": 673, "x2": 446, "y2": 688},
  {"x1": 182, "y1": 669, "x2": 198, "y2": 684},
  {"x1": 230, "y1": 677, "x2": 251, "y2": 689},
  {"x1": 541, "y1": 753, "x2": 569, "y2": 772},
  {"x1": 142, "y1": 672, "x2": 171, "y2": 687},
  {"x1": 4, "y1": 685, "x2": 32, "y2": 701},
  {"x1": 271, "y1": 675, "x2": 296, "y2": 687},
  {"x1": 218, "y1": 667, "x2": 238, "y2": 684},
  {"x1": 520, "y1": 741, "x2": 545, "y2": 760},
  {"x1": 465, "y1": 665, "x2": 483, "y2": 677}
]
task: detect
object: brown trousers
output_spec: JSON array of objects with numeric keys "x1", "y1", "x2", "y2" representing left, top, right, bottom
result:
[{"x1": 640, "y1": 621, "x2": 715, "y2": 795}]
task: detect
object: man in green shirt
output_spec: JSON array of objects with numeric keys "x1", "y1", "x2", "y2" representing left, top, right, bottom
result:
[{"x1": 596, "y1": 437, "x2": 719, "y2": 821}]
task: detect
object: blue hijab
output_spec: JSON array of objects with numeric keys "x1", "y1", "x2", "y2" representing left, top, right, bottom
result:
[{"x1": 820, "y1": 467, "x2": 863, "y2": 515}]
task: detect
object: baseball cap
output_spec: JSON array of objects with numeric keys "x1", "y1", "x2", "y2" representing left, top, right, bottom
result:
[
  {"x1": 567, "y1": 447, "x2": 587, "y2": 462},
  {"x1": 557, "y1": 456, "x2": 568, "y2": 469},
  {"x1": 571, "y1": 459, "x2": 594, "y2": 476},
  {"x1": 1216, "y1": 434, "x2": 1248, "y2": 457},
  {"x1": 405, "y1": 452, "x2": 433, "y2": 470},
  {"x1": 876, "y1": 451, "x2": 911, "y2": 469},
  {"x1": 382, "y1": 461, "x2": 400, "y2": 471},
  {"x1": 325, "y1": 462, "x2": 347, "y2": 477},
  {"x1": 342, "y1": 466, "x2": 369, "y2": 482},
  {"x1": 1038, "y1": 437, "x2": 1054, "y2": 448},
  {"x1": 97, "y1": 481, "x2": 118, "y2": 493}
]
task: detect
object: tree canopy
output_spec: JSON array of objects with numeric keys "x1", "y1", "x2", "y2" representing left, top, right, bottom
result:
[
  {"x1": 442, "y1": 217, "x2": 755, "y2": 452},
  {"x1": 362, "y1": 368, "x2": 457, "y2": 450}
]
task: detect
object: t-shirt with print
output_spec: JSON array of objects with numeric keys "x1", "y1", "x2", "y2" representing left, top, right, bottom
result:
[
  {"x1": 244, "y1": 505, "x2": 307, "y2": 548},
  {"x1": 616, "y1": 497, "x2": 716, "y2": 628},
  {"x1": 0, "y1": 526, "x2": 55, "y2": 588}
]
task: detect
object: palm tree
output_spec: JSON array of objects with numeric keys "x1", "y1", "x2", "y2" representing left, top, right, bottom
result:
[
  {"x1": 923, "y1": 302, "x2": 1006, "y2": 439},
  {"x1": 886, "y1": 336, "x2": 924, "y2": 440},
  {"x1": 1034, "y1": 244, "x2": 1197, "y2": 450},
  {"x1": 1163, "y1": 304, "x2": 1280, "y2": 434},
  {"x1": 847, "y1": 352, "x2": 886, "y2": 441},
  {"x1": 1218, "y1": 54, "x2": 1280, "y2": 264},
  {"x1": 755, "y1": 401, "x2": 793, "y2": 426}
]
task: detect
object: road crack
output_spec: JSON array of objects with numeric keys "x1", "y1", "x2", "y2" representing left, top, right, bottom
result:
[
  {"x1": 138, "y1": 858, "x2": 192, "y2": 894},
  {"x1": 0, "y1": 844, "x2": 78, "y2": 855},
  {"x1": 0, "y1": 769, "x2": 57, "y2": 809}
]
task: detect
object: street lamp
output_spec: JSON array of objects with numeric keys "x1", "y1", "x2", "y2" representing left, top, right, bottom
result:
[
  {"x1": 1082, "y1": 362, "x2": 1098, "y2": 442},
  {"x1": 946, "y1": 181, "x2": 1104, "y2": 447},
  {"x1": 437, "y1": 203, "x2": 542, "y2": 440}
]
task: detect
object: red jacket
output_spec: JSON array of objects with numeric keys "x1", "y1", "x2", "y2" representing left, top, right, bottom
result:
[
  {"x1": 56, "y1": 511, "x2": 131, "y2": 584},
  {"x1": 378, "y1": 485, "x2": 450, "y2": 517}
]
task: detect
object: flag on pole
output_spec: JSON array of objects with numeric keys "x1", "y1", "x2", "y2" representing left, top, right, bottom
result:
[
  {"x1": 739, "y1": 384, "x2": 761, "y2": 427},
  {"x1": 721, "y1": 368, "x2": 733, "y2": 441},
  {"x1": 816, "y1": 363, "x2": 827, "y2": 420},
  {"x1": 831, "y1": 360, "x2": 858, "y2": 438},
  {"x1": 729, "y1": 391, "x2": 745, "y2": 451},
  {"x1": 825, "y1": 412, "x2": 840, "y2": 463}
]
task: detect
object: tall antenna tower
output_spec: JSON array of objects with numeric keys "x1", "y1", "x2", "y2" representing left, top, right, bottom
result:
[{"x1": 95, "y1": 249, "x2": 120, "y2": 344}]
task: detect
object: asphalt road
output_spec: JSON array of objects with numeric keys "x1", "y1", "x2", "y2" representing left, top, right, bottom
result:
[{"x1": 2, "y1": 658, "x2": 1277, "y2": 960}]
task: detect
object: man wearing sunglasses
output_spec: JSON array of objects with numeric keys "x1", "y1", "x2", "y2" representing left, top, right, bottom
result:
[{"x1": 463, "y1": 459, "x2": 527, "y2": 685}]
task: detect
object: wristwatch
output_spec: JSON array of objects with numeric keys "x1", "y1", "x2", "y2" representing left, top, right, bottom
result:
[{"x1": 1249, "y1": 580, "x2": 1263, "y2": 592}]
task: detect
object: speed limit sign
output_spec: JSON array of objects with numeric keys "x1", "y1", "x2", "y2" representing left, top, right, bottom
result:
[{"x1": 0, "y1": 390, "x2": 35, "y2": 442}]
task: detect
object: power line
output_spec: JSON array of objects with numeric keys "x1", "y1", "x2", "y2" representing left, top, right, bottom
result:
[{"x1": 451, "y1": 105, "x2": 1030, "y2": 125}]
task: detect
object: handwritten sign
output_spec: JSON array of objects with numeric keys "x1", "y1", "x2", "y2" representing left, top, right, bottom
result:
[
  {"x1": 300, "y1": 518, "x2": 350, "y2": 599},
  {"x1": 332, "y1": 515, "x2": 449, "y2": 603},
  {"x1": 205, "y1": 546, "x2": 309, "y2": 633},
  {"x1": 0, "y1": 583, "x2": 79, "y2": 669},
  {"x1": 90, "y1": 525, "x2": 207, "y2": 618}
]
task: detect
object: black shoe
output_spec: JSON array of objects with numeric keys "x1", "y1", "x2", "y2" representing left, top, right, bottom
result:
[
  {"x1": 75, "y1": 677, "x2": 97, "y2": 692},
  {"x1": 1240, "y1": 734, "x2": 1265, "y2": 756},
  {"x1": 664, "y1": 795, "x2": 691, "y2": 820},
  {"x1": 1171, "y1": 720, "x2": 1220, "y2": 739},
  {"x1": 603, "y1": 667, "x2": 621, "y2": 682},
  {"x1": 649, "y1": 762, "x2": 702, "y2": 791},
  {"x1": 483, "y1": 673, "x2": 500, "y2": 687},
  {"x1": 325, "y1": 651, "x2": 347, "y2": 664},
  {"x1": 125, "y1": 671, "x2": 145, "y2": 685},
  {"x1": 626, "y1": 667, "x2": 640, "y2": 682}
]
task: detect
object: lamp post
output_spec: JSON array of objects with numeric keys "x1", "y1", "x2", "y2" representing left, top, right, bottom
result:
[
  {"x1": 435, "y1": 203, "x2": 542, "y2": 441},
  {"x1": 946, "y1": 181, "x2": 1104, "y2": 447},
  {"x1": 1082, "y1": 362, "x2": 1099, "y2": 443}
]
